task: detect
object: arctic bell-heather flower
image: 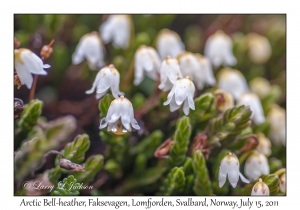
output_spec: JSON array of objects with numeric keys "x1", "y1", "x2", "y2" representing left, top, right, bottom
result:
[
  {"x1": 72, "y1": 32, "x2": 105, "y2": 70},
  {"x1": 100, "y1": 15, "x2": 131, "y2": 49},
  {"x1": 99, "y1": 96, "x2": 140, "y2": 135},
  {"x1": 256, "y1": 133, "x2": 272, "y2": 157},
  {"x1": 246, "y1": 33, "x2": 272, "y2": 64},
  {"x1": 249, "y1": 77, "x2": 271, "y2": 99},
  {"x1": 219, "y1": 152, "x2": 250, "y2": 188},
  {"x1": 244, "y1": 151, "x2": 270, "y2": 181},
  {"x1": 251, "y1": 178, "x2": 270, "y2": 196},
  {"x1": 156, "y1": 29, "x2": 184, "y2": 60},
  {"x1": 158, "y1": 56, "x2": 183, "y2": 92},
  {"x1": 85, "y1": 64, "x2": 123, "y2": 99},
  {"x1": 14, "y1": 48, "x2": 50, "y2": 89},
  {"x1": 217, "y1": 68, "x2": 249, "y2": 99},
  {"x1": 204, "y1": 30, "x2": 237, "y2": 68},
  {"x1": 163, "y1": 77, "x2": 195, "y2": 115},
  {"x1": 237, "y1": 92, "x2": 265, "y2": 125},
  {"x1": 213, "y1": 89, "x2": 234, "y2": 113},
  {"x1": 279, "y1": 172, "x2": 286, "y2": 194},
  {"x1": 267, "y1": 105, "x2": 286, "y2": 146},
  {"x1": 134, "y1": 45, "x2": 161, "y2": 86},
  {"x1": 177, "y1": 52, "x2": 215, "y2": 90}
]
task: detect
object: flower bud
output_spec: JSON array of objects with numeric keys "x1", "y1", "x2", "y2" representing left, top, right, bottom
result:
[
  {"x1": 59, "y1": 158, "x2": 85, "y2": 172},
  {"x1": 219, "y1": 152, "x2": 249, "y2": 188},
  {"x1": 72, "y1": 32, "x2": 105, "y2": 70},
  {"x1": 251, "y1": 178, "x2": 270, "y2": 196},
  {"x1": 86, "y1": 64, "x2": 123, "y2": 99},
  {"x1": 40, "y1": 42, "x2": 53, "y2": 60},
  {"x1": 245, "y1": 151, "x2": 270, "y2": 181},
  {"x1": 100, "y1": 96, "x2": 140, "y2": 135},
  {"x1": 267, "y1": 104, "x2": 286, "y2": 146},
  {"x1": 249, "y1": 77, "x2": 271, "y2": 99},
  {"x1": 14, "y1": 48, "x2": 50, "y2": 89},
  {"x1": 14, "y1": 98, "x2": 24, "y2": 119},
  {"x1": 213, "y1": 89, "x2": 234, "y2": 112},
  {"x1": 217, "y1": 68, "x2": 249, "y2": 99},
  {"x1": 204, "y1": 30, "x2": 236, "y2": 68},
  {"x1": 256, "y1": 133, "x2": 272, "y2": 157},
  {"x1": 158, "y1": 56, "x2": 182, "y2": 92},
  {"x1": 279, "y1": 172, "x2": 286, "y2": 194},
  {"x1": 134, "y1": 45, "x2": 161, "y2": 85},
  {"x1": 163, "y1": 77, "x2": 195, "y2": 115},
  {"x1": 237, "y1": 92, "x2": 265, "y2": 125},
  {"x1": 246, "y1": 33, "x2": 272, "y2": 64},
  {"x1": 156, "y1": 29, "x2": 184, "y2": 59},
  {"x1": 100, "y1": 15, "x2": 131, "y2": 49}
]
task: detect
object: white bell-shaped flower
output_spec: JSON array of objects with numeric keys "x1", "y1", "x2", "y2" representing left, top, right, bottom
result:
[
  {"x1": 267, "y1": 105, "x2": 286, "y2": 146},
  {"x1": 204, "y1": 30, "x2": 237, "y2": 68},
  {"x1": 237, "y1": 92, "x2": 265, "y2": 125},
  {"x1": 134, "y1": 45, "x2": 161, "y2": 85},
  {"x1": 196, "y1": 54, "x2": 216, "y2": 87},
  {"x1": 158, "y1": 56, "x2": 183, "y2": 92},
  {"x1": 213, "y1": 89, "x2": 234, "y2": 113},
  {"x1": 219, "y1": 152, "x2": 250, "y2": 188},
  {"x1": 156, "y1": 29, "x2": 184, "y2": 60},
  {"x1": 72, "y1": 32, "x2": 105, "y2": 70},
  {"x1": 14, "y1": 48, "x2": 50, "y2": 89},
  {"x1": 244, "y1": 151, "x2": 270, "y2": 181},
  {"x1": 251, "y1": 178, "x2": 270, "y2": 196},
  {"x1": 99, "y1": 95, "x2": 140, "y2": 135},
  {"x1": 256, "y1": 133, "x2": 272, "y2": 157},
  {"x1": 246, "y1": 33, "x2": 272, "y2": 64},
  {"x1": 249, "y1": 77, "x2": 271, "y2": 99},
  {"x1": 279, "y1": 173, "x2": 286, "y2": 194},
  {"x1": 86, "y1": 64, "x2": 123, "y2": 99},
  {"x1": 100, "y1": 15, "x2": 131, "y2": 49},
  {"x1": 217, "y1": 68, "x2": 249, "y2": 99},
  {"x1": 163, "y1": 77, "x2": 195, "y2": 115}
]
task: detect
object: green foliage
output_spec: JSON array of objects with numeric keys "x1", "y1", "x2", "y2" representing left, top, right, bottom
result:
[
  {"x1": 192, "y1": 150, "x2": 213, "y2": 195},
  {"x1": 51, "y1": 175, "x2": 80, "y2": 196},
  {"x1": 99, "y1": 94, "x2": 114, "y2": 118},
  {"x1": 167, "y1": 116, "x2": 192, "y2": 168},
  {"x1": 157, "y1": 167, "x2": 186, "y2": 195},
  {"x1": 190, "y1": 93, "x2": 215, "y2": 123},
  {"x1": 207, "y1": 105, "x2": 252, "y2": 144}
]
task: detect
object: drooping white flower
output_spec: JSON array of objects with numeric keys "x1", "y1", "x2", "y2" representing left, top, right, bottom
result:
[
  {"x1": 246, "y1": 33, "x2": 272, "y2": 64},
  {"x1": 244, "y1": 151, "x2": 270, "y2": 181},
  {"x1": 217, "y1": 68, "x2": 249, "y2": 99},
  {"x1": 267, "y1": 105, "x2": 286, "y2": 146},
  {"x1": 72, "y1": 32, "x2": 105, "y2": 70},
  {"x1": 204, "y1": 30, "x2": 237, "y2": 68},
  {"x1": 251, "y1": 178, "x2": 270, "y2": 196},
  {"x1": 156, "y1": 29, "x2": 184, "y2": 60},
  {"x1": 237, "y1": 92, "x2": 265, "y2": 125},
  {"x1": 249, "y1": 77, "x2": 271, "y2": 99},
  {"x1": 177, "y1": 52, "x2": 215, "y2": 90},
  {"x1": 213, "y1": 89, "x2": 234, "y2": 113},
  {"x1": 14, "y1": 48, "x2": 50, "y2": 89},
  {"x1": 219, "y1": 152, "x2": 250, "y2": 188},
  {"x1": 99, "y1": 95, "x2": 140, "y2": 135},
  {"x1": 100, "y1": 15, "x2": 131, "y2": 49},
  {"x1": 195, "y1": 54, "x2": 216, "y2": 86},
  {"x1": 163, "y1": 77, "x2": 195, "y2": 115},
  {"x1": 85, "y1": 64, "x2": 123, "y2": 99},
  {"x1": 256, "y1": 133, "x2": 272, "y2": 157},
  {"x1": 158, "y1": 56, "x2": 182, "y2": 92},
  {"x1": 134, "y1": 45, "x2": 161, "y2": 86},
  {"x1": 279, "y1": 172, "x2": 286, "y2": 194}
]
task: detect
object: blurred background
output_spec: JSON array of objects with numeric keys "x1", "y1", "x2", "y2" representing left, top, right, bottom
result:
[{"x1": 14, "y1": 14, "x2": 286, "y2": 195}]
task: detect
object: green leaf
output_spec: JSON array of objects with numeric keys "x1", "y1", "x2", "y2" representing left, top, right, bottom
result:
[
  {"x1": 61, "y1": 134, "x2": 90, "y2": 163},
  {"x1": 51, "y1": 175, "x2": 80, "y2": 196},
  {"x1": 157, "y1": 167, "x2": 186, "y2": 195},
  {"x1": 99, "y1": 94, "x2": 114, "y2": 118},
  {"x1": 192, "y1": 150, "x2": 213, "y2": 195},
  {"x1": 167, "y1": 116, "x2": 192, "y2": 168},
  {"x1": 73, "y1": 155, "x2": 104, "y2": 184},
  {"x1": 190, "y1": 93, "x2": 215, "y2": 123}
]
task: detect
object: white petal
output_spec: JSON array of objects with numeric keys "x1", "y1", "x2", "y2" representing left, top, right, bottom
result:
[
  {"x1": 86, "y1": 72, "x2": 103, "y2": 94},
  {"x1": 99, "y1": 118, "x2": 108, "y2": 129},
  {"x1": 239, "y1": 172, "x2": 250, "y2": 184},
  {"x1": 130, "y1": 107, "x2": 140, "y2": 130},
  {"x1": 163, "y1": 87, "x2": 176, "y2": 106},
  {"x1": 96, "y1": 89, "x2": 108, "y2": 100},
  {"x1": 228, "y1": 165, "x2": 239, "y2": 188},
  {"x1": 188, "y1": 96, "x2": 195, "y2": 110},
  {"x1": 218, "y1": 160, "x2": 228, "y2": 188},
  {"x1": 43, "y1": 64, "x2": 51, "y2": 68},
  {"x1": 169, "y1": 96, "x2": 181, "y2": 112},
  {"x1": 107, "y1": 120, "x2": 118, "y2": 131},
  {"x1": 175, "y1": 83, "x2": 188, "y2": 105},
  {"x1": 182, "y1": 99, "x2": 190, "y2": 115},
  {"x1": 15, "y1": 62, "x2": 33, "y2": 89}
]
